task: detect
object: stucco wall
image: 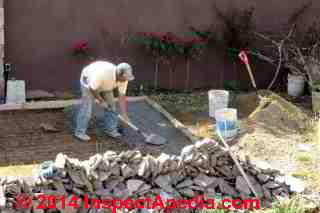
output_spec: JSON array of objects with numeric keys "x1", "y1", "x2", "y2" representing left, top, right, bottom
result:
[
  {"x1": 0, "y1": 0, "x2": 4, "y2": 101},
  {"x1": 3, "y1": 0, "x2": 320, "y2": 93}
]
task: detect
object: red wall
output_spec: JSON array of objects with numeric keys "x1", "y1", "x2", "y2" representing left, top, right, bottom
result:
[{"x1": 4, "y1": 0, "x2": 320, "y2": 93}]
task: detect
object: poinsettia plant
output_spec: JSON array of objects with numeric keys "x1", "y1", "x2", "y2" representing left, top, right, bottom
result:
[{"x1": 71, "y1": 41, "x2": 93, "y2": 61}]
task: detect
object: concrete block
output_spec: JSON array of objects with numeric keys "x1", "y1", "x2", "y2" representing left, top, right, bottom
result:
[{"x1": 6, "y1": 80, "x2": 26, "y2": 104}]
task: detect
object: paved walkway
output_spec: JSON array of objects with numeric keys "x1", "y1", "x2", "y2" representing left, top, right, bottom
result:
[{"x1": 0, "y1": 99, "x2": 192, "y2": 166}]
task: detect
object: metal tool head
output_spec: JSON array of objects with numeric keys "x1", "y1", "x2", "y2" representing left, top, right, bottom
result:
[{"x1": 145, "y1": 133, "x2": 168, "y2": 145}]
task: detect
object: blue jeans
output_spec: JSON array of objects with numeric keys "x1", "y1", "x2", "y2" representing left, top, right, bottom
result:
[{"x1": 75, "y1": 86, "x2": 118, "y2": 135}]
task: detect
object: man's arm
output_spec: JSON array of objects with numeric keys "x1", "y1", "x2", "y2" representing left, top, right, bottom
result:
[
  {"x1": 89, "y1": 87, "x2": 104, "y2": 104},
  {"x1": 118, "y1": 95, "x2": 128, "y2": 120},
  {"x1": 118, "y1": 81, "x2": 129, "y2": 122}
]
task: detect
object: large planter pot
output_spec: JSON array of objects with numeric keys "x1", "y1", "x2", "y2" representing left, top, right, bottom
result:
[
  {"x1": 287, "y1": 74, "x2": 305, "y2": 97},
  {"x1": 312, "y1": 90, "x2": 320, "y2": 113}
]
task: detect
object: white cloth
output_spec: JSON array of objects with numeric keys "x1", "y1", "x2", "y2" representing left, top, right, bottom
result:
[{"x1": 80, "y1": 61, "x2": 128, "y2": 96}]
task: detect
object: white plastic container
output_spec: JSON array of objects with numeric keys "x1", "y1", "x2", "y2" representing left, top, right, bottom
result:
[
  {"x1": 287, "y1": 74, "x2": 305, "y2": 97},
  {"x1": 6, "y1": 80, "x2": 26, "y2": 104},
  {"x1": 215, "y1": 108, "x2": 238, "y2": 140},
  {"x1": 208, "y1": 90, "x2": 229, "y2": 118}
]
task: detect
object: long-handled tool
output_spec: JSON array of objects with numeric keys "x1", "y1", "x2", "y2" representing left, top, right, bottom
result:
[
  {"x1": 239, "y1": 51, "x2": 257, "y2": 91},
  {"x1": 239, "y1": 51, "x2": 267, "y2": 103},
  {"x1": 216, "y1": 127, "x2": 259, "y2": 198},
  {"x1": 117, "y1": 114, "x2": 168, "y2": 145},
  {"x1": 100, "y1": 102, "x2": 167, "y2": 145}
]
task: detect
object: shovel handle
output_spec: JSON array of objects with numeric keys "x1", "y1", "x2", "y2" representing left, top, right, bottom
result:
[
  {"x1": 239, "y1": 51, "x2": 257, "y2": 89},
  {"x1": 118, "y1": 114, "x2": 139, "y2": 132},
  {"x1": 245, "y1": 63, "x2": 257, "y2": 89},
  {"x1": 100, "y1": 102, "x2": 142, "y2": 134}
]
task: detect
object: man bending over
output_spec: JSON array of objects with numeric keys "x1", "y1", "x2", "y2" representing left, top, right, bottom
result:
[{"x1": 74, "y1": 60, "x2": 135, "y2": 141}]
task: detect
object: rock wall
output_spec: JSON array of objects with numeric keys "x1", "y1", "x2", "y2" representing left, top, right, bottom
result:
[{"x1": 0, "y1": 139, "x2": 300, "y2": 213}]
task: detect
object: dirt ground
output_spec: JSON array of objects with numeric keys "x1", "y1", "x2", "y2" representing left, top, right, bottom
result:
[{"x1": 151, "y1": 90, "x2": 320, "y2": 194}]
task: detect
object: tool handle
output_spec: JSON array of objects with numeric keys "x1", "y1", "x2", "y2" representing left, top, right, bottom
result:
[
  {"x1": 245, "y1": 63, "x2": 257, "y2": 89},
  {"x1": 101, "y1": 102, "x2": 143, "y2": 135},
  {"x1": 216, "y1": 130, "x2": 259, "y2": 198},
  {"x1": 118, "y1": 114, "x2": 140, "y2": 132},
  {"x1": 239, "y1": 51, "x2": 257, "y2": 90}
]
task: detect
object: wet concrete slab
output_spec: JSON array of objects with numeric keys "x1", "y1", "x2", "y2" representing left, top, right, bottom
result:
[{"x1": 0, "y1": 98, "x2": 193, "y2": 165}]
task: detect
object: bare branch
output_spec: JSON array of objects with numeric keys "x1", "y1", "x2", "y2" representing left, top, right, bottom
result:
[
  {"x1": 247, "y1": 50, "x2": 276, "y2": 65},
  {"x1": 266, "y1": 26, "x2": 295, "y2": 89}
]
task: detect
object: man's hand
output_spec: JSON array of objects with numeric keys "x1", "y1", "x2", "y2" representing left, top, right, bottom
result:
[
  {"x1": 89, "y1": 87, "x2": 104, "y2": 105},
  {"x1": 94, "y1": 98, "x2": 103, "y2": 105}
]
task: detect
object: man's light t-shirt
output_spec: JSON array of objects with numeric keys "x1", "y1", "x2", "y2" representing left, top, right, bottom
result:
[{"x1": 80, "y1": 61, "x2": 128, "y2": 96}]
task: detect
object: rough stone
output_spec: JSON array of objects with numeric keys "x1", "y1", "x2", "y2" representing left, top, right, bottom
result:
[
  {"x1": 194, "y1": 174, "x2": 219, "y2": 188},
  {"x1": 136, "y1": 184, "x2": 151, "y2": 194},
  {"x1": 180, "y1": 145, "x2": 194, "y2": 160},
  {"x1": 263, "y1": 186, "x2": 273, "y2": 201},
  {"x1": 283, "y1": 175, "x2": 306, "y2": 193},
  {"x1": 127, "y1": 179, "x2": 145, "y2": 194},
  {"x1": 175, "y1": 179, "x2": 193, "y2": 188},
  {"x1": 0, "y1": 138, "x2": 296, "y2": 212},
  {"x1": 121, "y1": 164, "x2": 135, "y2": 178},
  {"x1": 219, "y1": 179, "x2": 237, "y2": 196},
  {"x1": 0, "y1": 185, "x2": 6, "y2": 208},
  {"x1": 178, "y1": 188, "x2": 195, "y2": 197},
  {"x1": 154, "y1": 175, "x2": 175, "y2": 193},
  {"x1": 257, "y1": 174, "x2": 270, "y2": 183},
  {"x1": 263, "y1": 181, "x2": 281, "y2": 189},
  {"x1": 236, "y1": 176, "x2": 251, "y2": 195}
]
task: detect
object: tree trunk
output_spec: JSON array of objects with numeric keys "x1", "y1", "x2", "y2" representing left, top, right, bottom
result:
[
  {"x1": 154, "y1": 59, "x2": 159, "y2": 90},
  {"x1": 185, "y1": 58, "x2": 191, "y2": 91}
]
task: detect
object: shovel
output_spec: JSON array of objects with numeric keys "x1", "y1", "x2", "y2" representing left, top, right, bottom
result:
[
  {"x1": 117, "y1": 114, "x2": 168, "y2": 145},
  {"x1": 239, "y1": 51, "x2": 257, "y2": 91},
  {"x1": 100, "y1": 102, "x2": 168, "y2": 145},
  {"x1": 239, "y1": 51, "x2": 264, "y2": 100}
]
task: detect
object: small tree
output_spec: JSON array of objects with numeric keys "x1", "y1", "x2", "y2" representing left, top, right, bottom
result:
[
  {"x1": 156, "y1": 32, "x2": 184, "y2": 90},
  {"x1": 181, "y1": 37, "x2": 208, "y2": 91},
  {"x1": 129, "y1": 32, "x2": 166, "y2": 90}
]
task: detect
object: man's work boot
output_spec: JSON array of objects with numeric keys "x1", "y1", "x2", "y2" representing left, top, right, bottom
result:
[
  {"x1": 117, "y1": 126, "x2": 125, "y2": 135},
  {"x1": 105, "y1": 129, "x2": 122, "y2": 138},
  {"x1": 74, "y1": 133, "x2": 91, "y2": 141}
]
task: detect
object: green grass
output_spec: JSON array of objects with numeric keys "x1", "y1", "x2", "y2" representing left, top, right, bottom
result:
[
  {"x1": 296, "y1": 153, "x2": 314, "y2": 163},
  {"x1": 261, "y1": 196, "x2": 308, "y2": 213},
  {"x1": 198, "y1": 196, "x2": 316, "y2": 212}
]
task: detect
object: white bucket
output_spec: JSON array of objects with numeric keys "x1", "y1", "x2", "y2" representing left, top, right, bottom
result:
[
  {"x1": 208, "y1": 90, "x2": 229, "y2": 118},
  {"x1": 215, "y1": 108, "x2": 238, "y2": 140},
  {"x1": 287, "y1": 74, "x2": 305, "y2": 97}
]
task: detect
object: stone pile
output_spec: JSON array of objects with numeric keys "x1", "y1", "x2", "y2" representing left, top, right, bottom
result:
[{"x1": 0, "y1": 138, "x2": 304, "y2": 213}]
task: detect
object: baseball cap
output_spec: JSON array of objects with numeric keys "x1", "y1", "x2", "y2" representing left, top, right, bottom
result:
[{"x1": 117, "y1": 63, "x2": 135, "y2": 81}]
